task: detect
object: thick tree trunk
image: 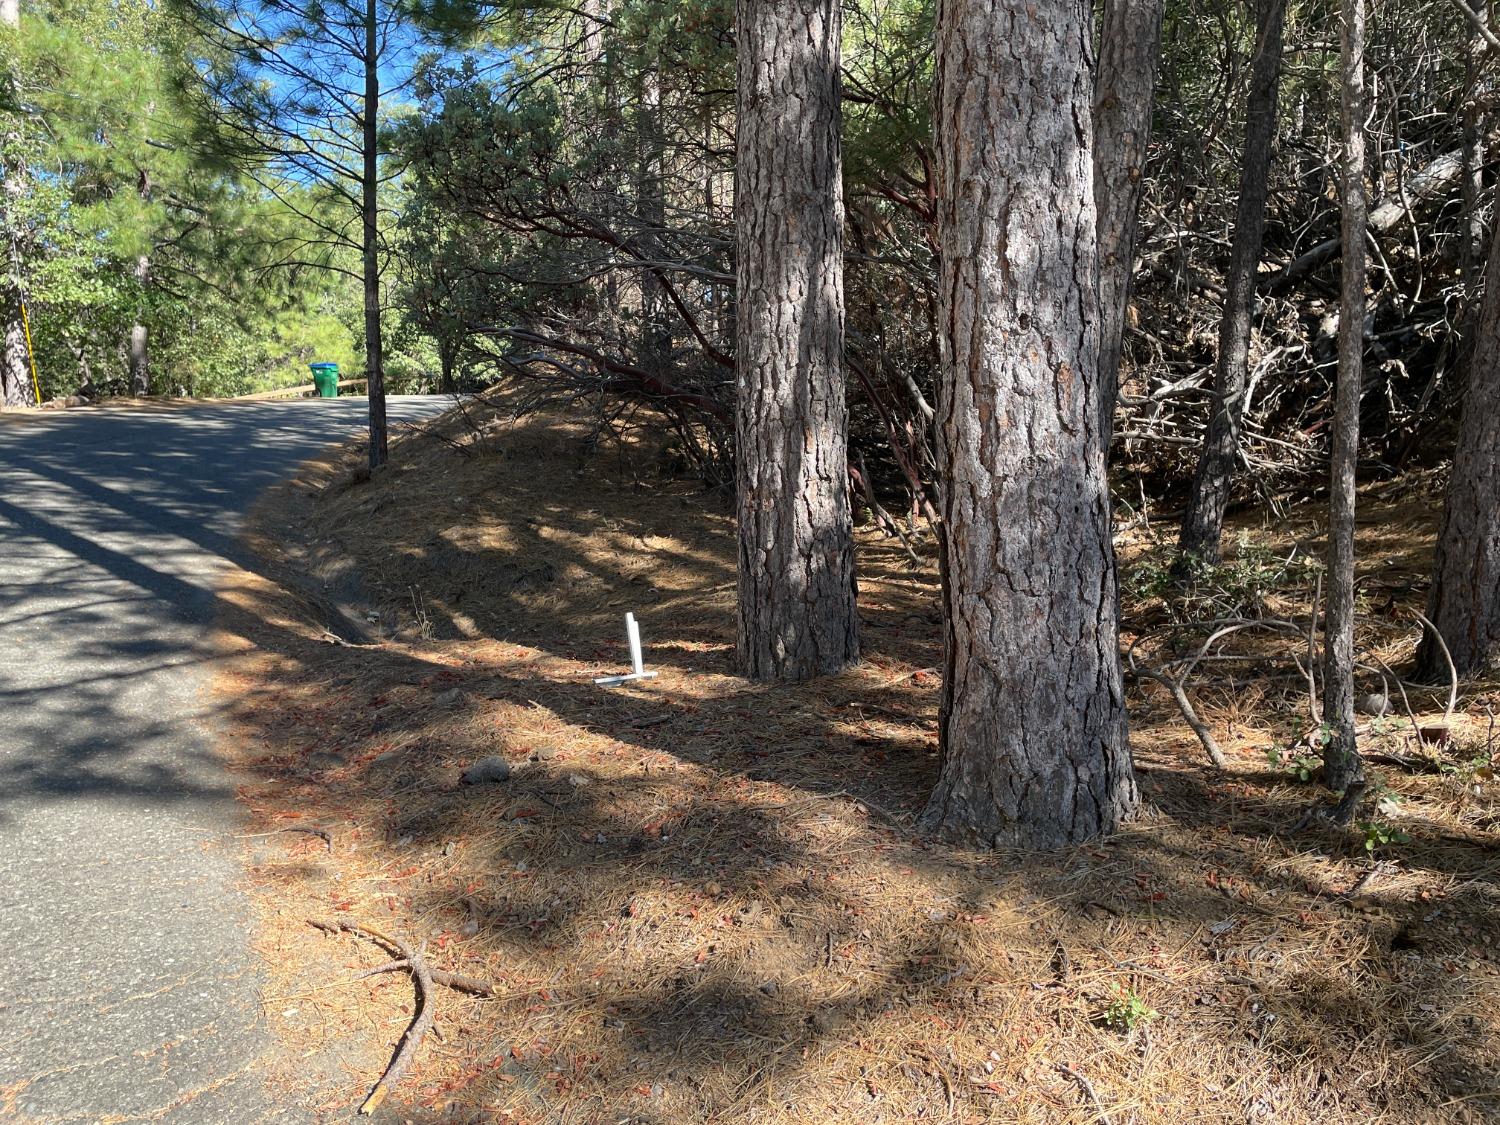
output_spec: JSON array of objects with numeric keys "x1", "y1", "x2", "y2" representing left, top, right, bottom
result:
[
  {"x1": 922, "y1": 0, "x2": 1136, "y2": 848},
  {"x1": 1322, "y1": 0, "x2": 1368, "y2": 799},
  {"x1": 1418, "y1": 191, "x2": 1500, "y2": 680},
  {"x1": 1093, "y1": 0, "x2": 1164, "y2": 428},
  {"x1": 734, "y1": 0, "x2": 858, "y2": 681},
  {"x1": 363, "y1": 0, "x2": 387, "y2": 469},
  {"x1": 2, "y1": 0, "x2": 30, "y2": 407},
  {"x1": 1, "y1": 315, "x2": 26, "y2": 407},
  {"x1": 1175, "y1": 0, "x2": 1286, "y2": 568}
]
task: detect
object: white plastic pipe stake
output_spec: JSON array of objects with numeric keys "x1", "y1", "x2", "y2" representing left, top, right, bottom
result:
[{"x1": 594, "y1": 612, "x2": 659, "y2": 687}]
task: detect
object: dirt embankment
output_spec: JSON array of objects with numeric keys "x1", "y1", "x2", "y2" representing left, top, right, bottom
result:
[{"x1": 214, "y1": 392, "x2": 1500, "y2": 1123}]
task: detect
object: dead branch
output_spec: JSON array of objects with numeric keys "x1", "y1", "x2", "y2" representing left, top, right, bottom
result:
[
  {"x1": 1305, "y1": 574, "x2": 1322, "y2": 727},
  {"x1": 283, "y1": 826, "x2": 333, "y2": 851},
  {"x1": 307, "y1": 919, "x2": 437, "y2": 1115},
  {"x1": 1128, "y1": 659, "x2": 1228, "y2": 770},
  {"x1": 233, "y1": 825, "x2": 334, "y2": 851},
  {"x1": 1124, "y1": 616, "x2": 1311, "y2": 771},
  {"x1": 1411, "y1": 609, "x2": 1459, "y2": 726},
  {"x1": 352, "y1": 957, "x2": 498, "y2": 997},
  {"x1": 1368, "y1": 653, "x2": 1420, "y2": 734},
  {"x1": 852, "y1": 457, "x2": 921, "y2": 565},
  {"x1": 1054, "y1": 1061, "x2": 1113, "y2": 1125},
  {"x1": 395, "y1": 417, "x2": 475, "y2": 460},
  {"x1": 1450, "y1": 0, "x2": 1500, "y2": 54}
]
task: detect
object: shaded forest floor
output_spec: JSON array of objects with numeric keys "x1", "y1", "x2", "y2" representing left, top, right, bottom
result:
[{"x1": 214, "y1": 391, "x2": 1500, "y2": 1123}]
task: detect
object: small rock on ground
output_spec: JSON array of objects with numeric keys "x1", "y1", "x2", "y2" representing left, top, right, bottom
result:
[{"x1": 461, "y1": 756, "x2": 511, "y2": 785}]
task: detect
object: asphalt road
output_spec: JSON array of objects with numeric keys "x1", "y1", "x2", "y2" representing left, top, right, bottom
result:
[{"x1": 0, "y1": 398, "x2": 446, "y2": 1123}]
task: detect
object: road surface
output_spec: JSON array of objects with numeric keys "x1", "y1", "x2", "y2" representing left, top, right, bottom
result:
[{"x1": 0, "y1": 398, "x2": 446, "y2": 1122}]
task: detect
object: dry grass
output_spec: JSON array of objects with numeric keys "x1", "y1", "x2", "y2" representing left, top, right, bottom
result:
[{"x1": 213, "y1": 391, "x2": 1500, "y2": 1123}]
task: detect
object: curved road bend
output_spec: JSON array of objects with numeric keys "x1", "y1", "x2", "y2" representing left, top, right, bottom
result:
[{"x1": 0, "y1": 398, "x2": 445, "y2": 1122}]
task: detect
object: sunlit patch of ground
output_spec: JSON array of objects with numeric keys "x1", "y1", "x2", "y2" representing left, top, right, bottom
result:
[{"x1": 214, "y1": 391, "x2": 1500, "y2": 1123}]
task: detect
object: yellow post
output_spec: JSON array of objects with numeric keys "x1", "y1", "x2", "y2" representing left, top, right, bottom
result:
[{"x1": 19, "y1": 300, "x2": 41, "y2": 406}]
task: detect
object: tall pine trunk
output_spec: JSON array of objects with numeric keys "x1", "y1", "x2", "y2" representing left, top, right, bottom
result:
[
  {"x1": 1418, "y1": 186, "x2": 1500, "y2": 680},
  {"x1": 0, "y1": 312, "x2": 24, "y2": 407},
  {"x1": 922, "y1": 0, "x2": 1136, "y2": 848},
  {"x1": 1, "y1": 0, "x2": 31, "y2": 407},
  {"x1": 363, "y1": 0, "x2": 387, "y2": 469},
  {"x1": 1176, "y1": 0, "x2": 1286, "y2": 568},
  {"x1": 1322, "y1": 0, "x2": 1367, "y2": 800},
  {"x1": 734, "y1": 0, "x2": 858, "y2": 681},
  {"x1": 1093, "y1": 0, "x2": 1165, "y2": 426}
]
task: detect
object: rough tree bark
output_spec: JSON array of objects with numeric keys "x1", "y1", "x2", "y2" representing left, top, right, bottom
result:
[
  {"x1": 734, "y1": 0, "x2": 859, "y2": 681},
  {"x1": 1093, "y1": 0, "x2": 1165, "y2": 427},
  {"x1": 363, "y1": 0, "x2": 387, "y2": 469},
  {"x1": 1322, "y1": 0, "x2": 1367, "y2": 799},
  {"x1": 921, "y1": 0, "x2": 1136, "y2": 848},
  {"x1": 0, "y1": 298, "x2": 24, "y2": 407},
  {"x1": 2, "y1": 0, "x2": 32, "y2": 407},
  {"x1": 1176, "y1": 0, "x2": 1287, "y2": 568},
  {"x1": 1418, "y1": 186, "x2": 1500, "y2": 680}
]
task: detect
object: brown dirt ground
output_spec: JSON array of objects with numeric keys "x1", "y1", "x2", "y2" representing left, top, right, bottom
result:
[{"x1": 212, "y1": 391, "x2": 1500, "y2": 1124}]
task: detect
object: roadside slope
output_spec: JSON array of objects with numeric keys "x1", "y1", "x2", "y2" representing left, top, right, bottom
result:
[{"x1": 217, "y1": 392, "x2": 1500, "y2": 1124}]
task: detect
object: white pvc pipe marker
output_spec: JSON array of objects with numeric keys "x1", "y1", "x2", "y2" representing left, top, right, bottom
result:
[{"x1": 593, "y1": 612, "x2": 659, "y2": 687}]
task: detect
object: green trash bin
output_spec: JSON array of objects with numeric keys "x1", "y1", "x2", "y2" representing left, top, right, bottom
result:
[{"x1": 309, "y1": 362, "x2": 340, "y2": 398}]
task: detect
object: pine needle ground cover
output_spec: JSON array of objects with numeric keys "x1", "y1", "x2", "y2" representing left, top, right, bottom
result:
[{"x1": 213, "y1": 393, "x2": 1500, "y2": 1123}]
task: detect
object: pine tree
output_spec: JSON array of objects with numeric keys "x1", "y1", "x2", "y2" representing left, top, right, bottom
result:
[
  {"x1": 171, "y1": 0, "x2": 425, "y2": 464},
  {"x1": 923, "y1": 0, "x2": 1136, "y2": 847},
  {"x1": 734, "y1": 0, "x2": 859, "y2": 681}
]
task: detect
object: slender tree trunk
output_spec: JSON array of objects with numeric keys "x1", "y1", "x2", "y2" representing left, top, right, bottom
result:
[
  {"x1": 922, "y1": 0, "x2": 1136, "y2": 848},
  {"x1": 636, "y1": 58, "x2": 670, "y2": 374},
  {"x1": 438, "y1": 339, "x2": 456, "y2": 394},
  {"x1": 129, "y1": 255, "x2": 150, "y2": 395},
  {"x1": 1, "y1": 0, "x2": 31, "y2": 407},
  {"x1": 1322, "y1": 0, "x2": 1368, "y2": 800},
  {"x1": 734, "y1": 0, "x2": 858, "y2": 681},
  {"x1": 1418, "y1": 186, "x2": 1500, "y2": 680},
  {"x1": 578, "y1": 1, "x2": 621, "y2": 333},
  {"x1": 75, "y1": 338, "x2": 93, "y2": 398},
  {"x1": 363, "y1": 0, "x2": 386, "y2": 469},
  {"x1": 1176, "y1": 0, "x2": 1287, "y2": 568},
  {"x1": 1461, "y1": 33, "x2": 1486, "y2": 296},
  {"x1": 1093, "y1": 0, "x2": 1165, "y2": 429},
  {"x1": 128, "y1": 325, "x2": 148, "y2": 393}
]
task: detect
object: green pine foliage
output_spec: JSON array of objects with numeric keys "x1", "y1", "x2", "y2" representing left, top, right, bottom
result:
[{"x1": 4, "y1": 0, "x2": 370, "y2": 399}]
